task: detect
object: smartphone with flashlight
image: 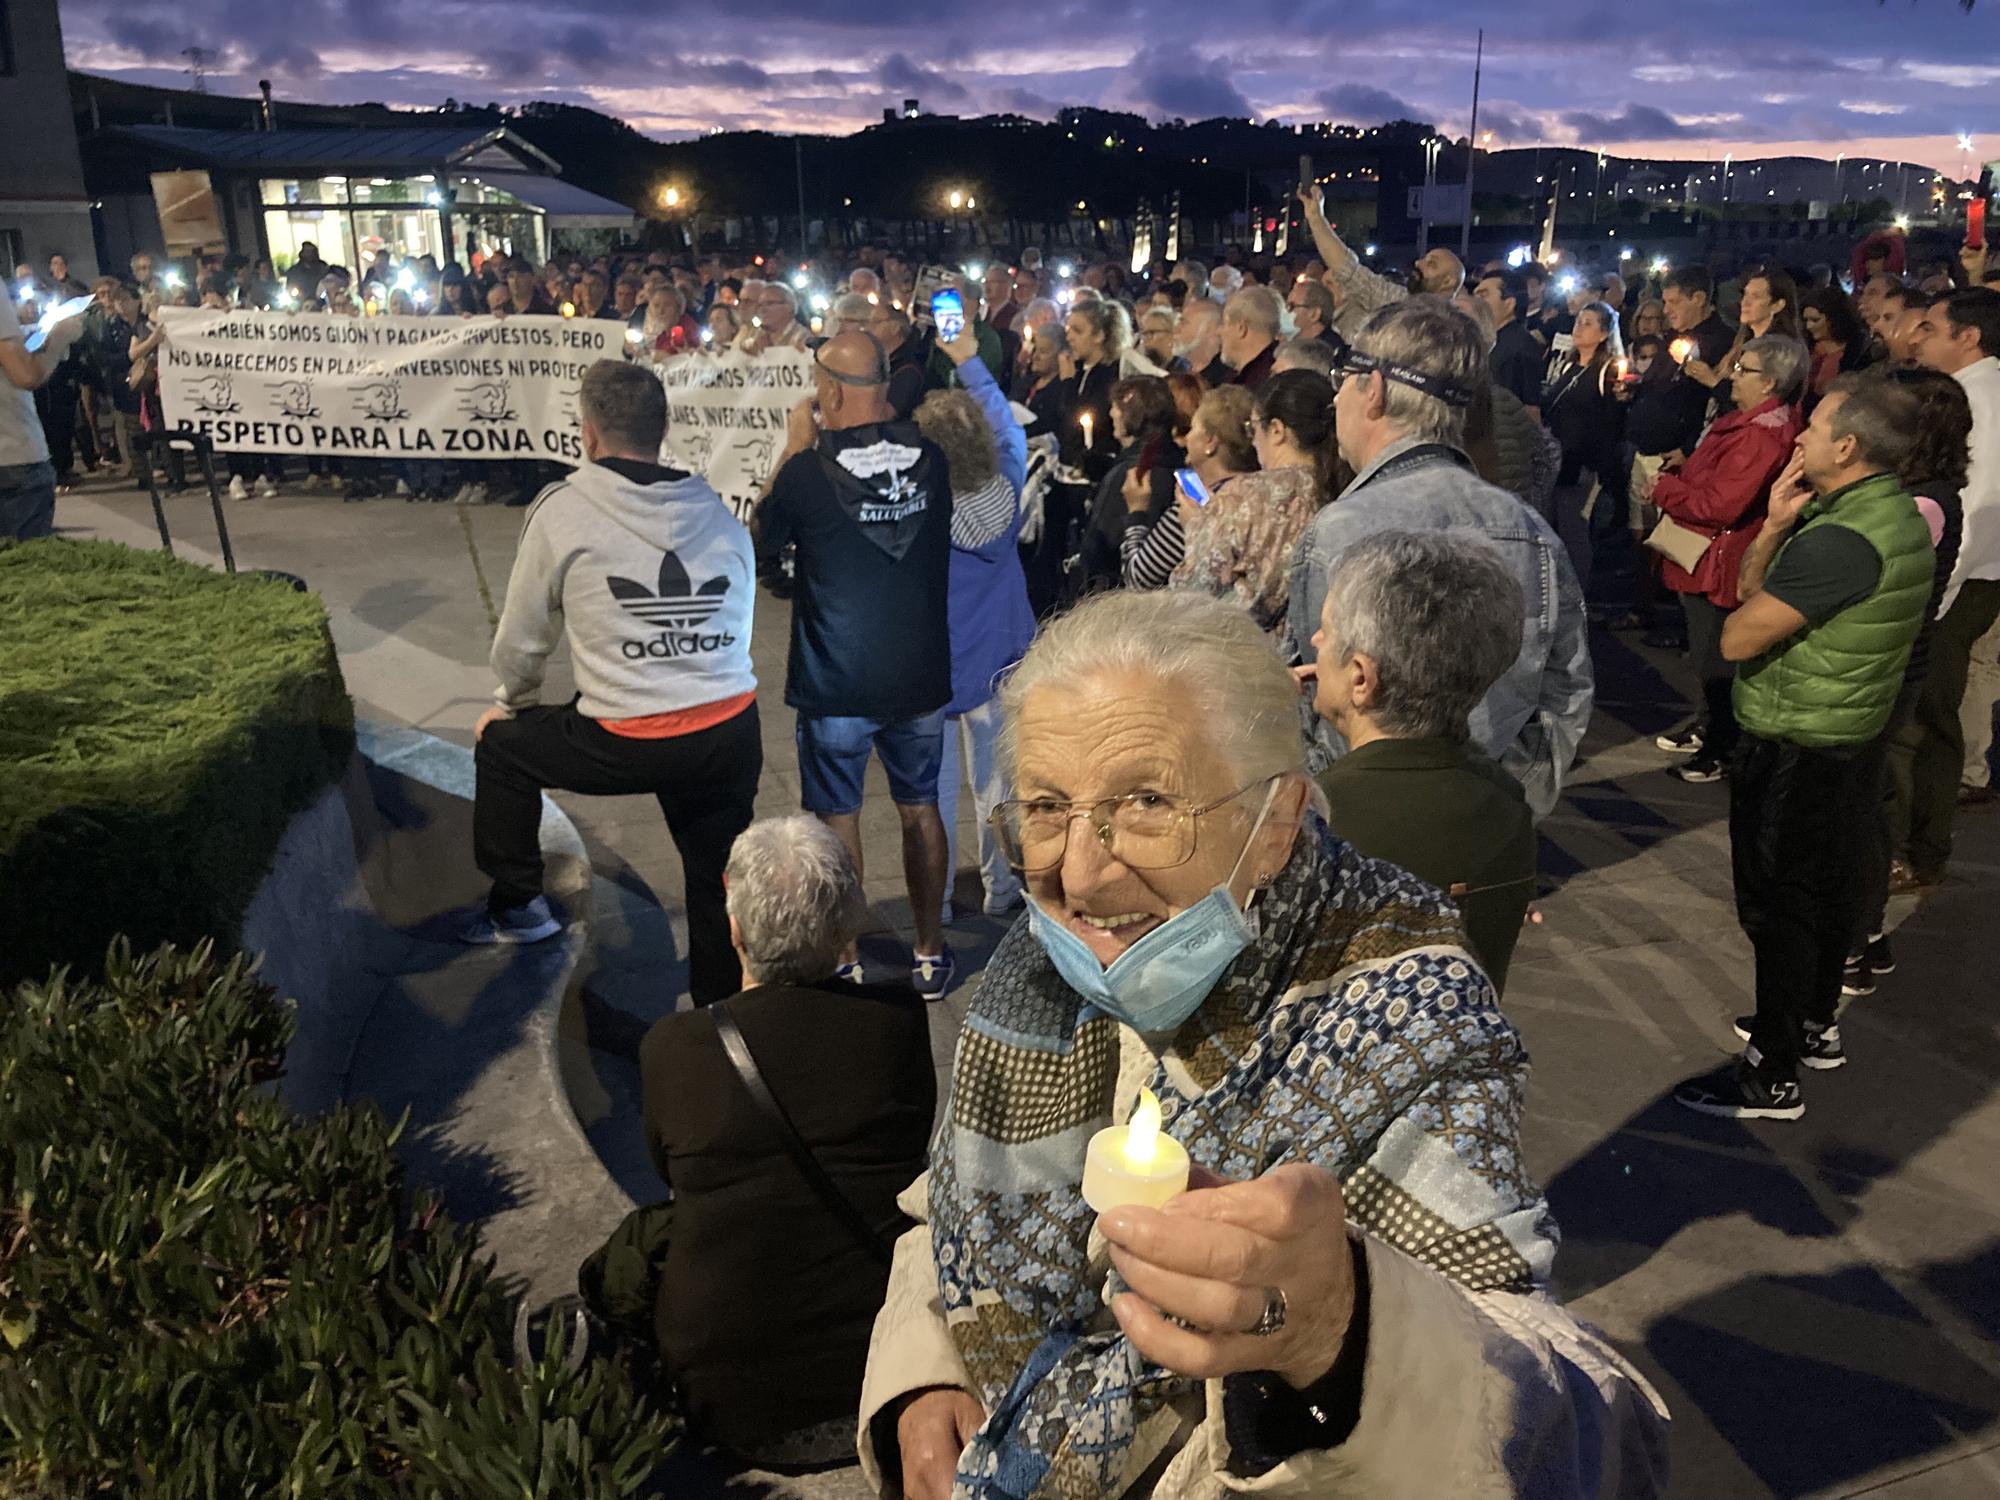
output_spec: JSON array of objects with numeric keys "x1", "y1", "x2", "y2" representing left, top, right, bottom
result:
[
  {"x1": 931, "y1": 287, "x2": 965, "y2": 343},
  {"x1": 25, "y1": 293, "x2": 94, "y2": 353},
  {"x1": 1174, "y1": 467, "x2": 1211, "y2": 506},
  {"x1": 1298, "y1": 154, "x2": 1314, "y2": 195}
]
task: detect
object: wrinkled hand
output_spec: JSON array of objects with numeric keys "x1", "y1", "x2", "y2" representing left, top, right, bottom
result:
[
  {"x1": 1100, "y1": 1162, "x2": 1357, "y2": 1391},
  {"x1": 895, "y1": 1386, "x2": 985, "y2": 1500},
  {"x1": 940, "y1": 326, "x2": 982, "y2": 367},
  {"x1": 1768, "y1": 450, "x2": 1813, "y2": 530},
  {"x1": 1057, "y1": 350, "x2": 1078, "y2": 382},
  {"x1": 741, "y1": 327, "x2": 773, "y2": 357},
  {"x1": 1289, "y1": 660, "x2": 1318, "y2": 696},
  {"x1": 784, "y1": 395, "x2": 820, "y2": 457},
  {"x1": 1682, "y1": 358, "x2": 1718, "y2": 388},
  {"x1": 1662, "y1": 448, "x2": 1687, "y2": 470},
  {"x1": 1121, "y1": 463, "x2": 1152, "y2": 514},
  {"x1": 1294, "y1": 183, "x2": 1326, "y2": 222},
  {"x1": 473, "y1": 705, "x2": 513, "y2": 742}
]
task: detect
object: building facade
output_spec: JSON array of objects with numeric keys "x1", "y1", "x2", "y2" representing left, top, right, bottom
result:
[{"x1": 0, "y1": 0, "x2": 95, "y2": 279}]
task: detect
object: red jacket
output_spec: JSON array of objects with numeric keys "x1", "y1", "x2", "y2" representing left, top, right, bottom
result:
[{"x1": 1650, "y1": 396, "x2": 1800, "y2": 608}]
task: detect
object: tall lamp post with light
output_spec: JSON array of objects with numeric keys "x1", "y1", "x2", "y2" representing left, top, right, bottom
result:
[
  {"x1": 943, "y1": 186, "x2": 977, "y2": 252},
  {"x1": 659, "y1": 183, "x2": 695, "y2": 250}
]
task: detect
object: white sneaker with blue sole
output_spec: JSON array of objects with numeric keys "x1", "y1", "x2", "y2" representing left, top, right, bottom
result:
[{"x1": 459, "y1": 895, "x2": 562, "y2": 945}]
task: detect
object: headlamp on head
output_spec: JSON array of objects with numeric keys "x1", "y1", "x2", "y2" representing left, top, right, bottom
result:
[{"x1": 1334, "y1": 347, "x2": 1473, "y2": 408}]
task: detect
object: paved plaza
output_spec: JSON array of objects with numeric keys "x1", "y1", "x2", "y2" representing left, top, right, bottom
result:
[{"x1": 56, "y1": 476, "x2": 2000, "y2": 1499}]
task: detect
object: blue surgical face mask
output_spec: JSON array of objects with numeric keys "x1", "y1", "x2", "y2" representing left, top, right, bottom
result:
[{"x1": 1026, "y1": 780, "x2": 1281, "y2": 1034}]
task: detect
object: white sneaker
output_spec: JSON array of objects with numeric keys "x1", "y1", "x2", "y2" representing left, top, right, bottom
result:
[
  {"x1": 255, "y1": 475, "x2": 279, "y2": 498},
  {"x1": 395, "y1": 478, "x2": 412, "y2": 498},
  {"x1": 227, "y1": 475, "x2": 250, "y2": 500},
  {"x1": 464, "y1": 482, "x2": 488, "y2": 505}
]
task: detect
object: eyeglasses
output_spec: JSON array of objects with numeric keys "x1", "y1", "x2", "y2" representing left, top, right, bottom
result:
[
  {"x1": 1730, "y1": 360, "x2": 1765, "y2": 376},
  {"x1": 1333, "y1": 348, "x2": 1473, "y2": 408},
  {"x1": 989, "y1": 775, "x2": 1276, "y2": 872}
]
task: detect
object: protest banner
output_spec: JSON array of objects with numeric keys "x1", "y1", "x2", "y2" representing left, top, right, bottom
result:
[
  {"x1": 656, "y1": 347, "x2": 816, "y2": 515},
  {"x1": 157, "y1": 308, "x2": 620, "y2": 466}
]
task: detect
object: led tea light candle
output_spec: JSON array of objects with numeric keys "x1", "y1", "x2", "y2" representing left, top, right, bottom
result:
[
  {"x1": 1080, "y1": 410, "x2": 1096, "y2": 449},
  {"x1": 1082, "y1": 1087, "x2": 1190, "y2": 1213}
]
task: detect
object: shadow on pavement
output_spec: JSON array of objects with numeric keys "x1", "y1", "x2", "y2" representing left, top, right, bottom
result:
[{"x1": 1546, "y1": 865, "x2": 2000, "y2": 1497}]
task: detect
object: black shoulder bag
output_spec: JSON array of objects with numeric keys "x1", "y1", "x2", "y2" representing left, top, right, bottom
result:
[{"x1": 710, "y1": 1003, "x2": 894, "y2": 1267}]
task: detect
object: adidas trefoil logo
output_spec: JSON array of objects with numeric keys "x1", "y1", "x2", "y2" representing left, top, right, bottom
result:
[{"x1": 607, "y1": 551, "x2": 731, "y2": 630}]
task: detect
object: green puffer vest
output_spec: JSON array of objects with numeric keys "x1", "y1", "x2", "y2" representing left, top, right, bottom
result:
[{"x1": 1733, "y1": 471, "x2": 1935, "y2": 748}]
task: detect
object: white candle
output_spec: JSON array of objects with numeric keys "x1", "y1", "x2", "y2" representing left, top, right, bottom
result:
[
  {"x1": 1080, "y1": 410, "x2": 1096, "y2": 448},
  {"x1": 1082, "y1": 1087, "x2": 1190, "y2": 1213}
]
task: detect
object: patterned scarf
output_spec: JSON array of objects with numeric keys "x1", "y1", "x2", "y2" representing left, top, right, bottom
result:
[{"x1": 928, "y1": 817, "x2": 1557, "y2": 1500}]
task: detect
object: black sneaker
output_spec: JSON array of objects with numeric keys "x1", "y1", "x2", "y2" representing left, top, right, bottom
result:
[
  {"x1": 1841, "y1": 954, "x2": 1876, "y2": 998},
  {"x1": 1673, "y1": 1056, "x2": 1805, "y2": 1119},
  {"x1": 911, "y1": 947, "x2": 957, "y2": 1002},
  {"x1": 1666, "y1": 751, "x2": 1727, "y2": 784},
  {"x1": 1655, "y1": 724, "x2": 1705, "y2": 754},
  {"x1": 1864, "y1": 932, "x2": 1895, "y2": 975},
  {"x1": 1731, "y1": 1018, "x2": 1847, "y2": 1070}
]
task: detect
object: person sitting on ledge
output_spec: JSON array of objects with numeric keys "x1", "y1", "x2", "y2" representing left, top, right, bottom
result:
[
  {"x1": 638, "y1": 816, "x2": 935, "y2": 1467},
  {"x1": 1297, "y1": 528, "x2": 1538, "y2": 993},
  {"x1": 857, "y1": 590, "x2": 1667, "y2": 1500}
]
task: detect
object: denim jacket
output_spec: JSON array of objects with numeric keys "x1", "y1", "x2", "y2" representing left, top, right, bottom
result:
[{"x1": 1286, "y1": 436, "x2": 1595, "y2": 820}]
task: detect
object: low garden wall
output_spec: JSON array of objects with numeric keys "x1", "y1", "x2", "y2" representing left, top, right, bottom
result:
[{"x1": 0, "y1": 539, "x2": 354, "y2": 986}]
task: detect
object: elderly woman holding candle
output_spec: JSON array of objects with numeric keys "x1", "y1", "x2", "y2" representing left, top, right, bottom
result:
[{"x1": 858, "y1": 590, "x2": 1669, "y2": 1500}]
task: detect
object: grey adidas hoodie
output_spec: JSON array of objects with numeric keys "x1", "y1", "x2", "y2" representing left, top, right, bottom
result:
[{"x1": 491, "y1": 458, "x2": 756, "y2": 721}]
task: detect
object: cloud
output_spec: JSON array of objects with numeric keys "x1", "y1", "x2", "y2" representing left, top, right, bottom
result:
[
  {"x1": 880, "y1": 51, "x2": 967, "y2": 103},
  {"x1": 1319, "y1": 83, "x2": 1420, "y2": 124},
  {"x1": 1122, "y1": 45, "x2": 1251, "y2": 121},
  {"x1": 1561, "y1": 103, "x2": 1727, "y2": 143},
  {"x1": 248, "y1": 42, "x2": 324, "y2": 80},
  {"x1": 1841, "y1": 100, "x2": 1907, "y2": 116},
  {"x1": 683, "y1": 57, "x2": 772, "y2": 89},
  {"x1": 105, "y1": 18, "x2": 189, "y2": 60},
  {"x1": 1474, "y1": 107, "x2": 1545, "y2": 145},
  {"x1": 992, "y1": 86, "x2": 1062, "y2": 119}
]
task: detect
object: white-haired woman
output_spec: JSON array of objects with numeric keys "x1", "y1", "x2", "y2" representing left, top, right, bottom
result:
[
  {"x1": 857, "y1": 589, "x2": 1668, "y2": 1500},
  {"x1": 634, "y1": 816, "x2": 933, "y2": 1467},
  {"x1": 913, "y1": 329, "x2": 1037, "y2": 920},
  {"x1": 1640, "y1": 333, "x2": 1807, "y2": 784}
]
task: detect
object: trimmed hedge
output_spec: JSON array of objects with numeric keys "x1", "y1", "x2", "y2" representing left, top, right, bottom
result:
[
  {"x1": 0, "y1": 941, "x2": 678, "y2": 1496},
  {"x1": 0, "y1": 539, "x2": 355, "y2": 986}
]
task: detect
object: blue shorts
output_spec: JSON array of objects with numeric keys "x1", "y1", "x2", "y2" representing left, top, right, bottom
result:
[{"x1": 796, "y1": 711, "x2": 947, "y2": 815}]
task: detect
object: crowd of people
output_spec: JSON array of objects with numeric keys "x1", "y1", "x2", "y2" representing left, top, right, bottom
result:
[{"x1": 8, "y1": 206, "x2": 1999, "y2": 1497}]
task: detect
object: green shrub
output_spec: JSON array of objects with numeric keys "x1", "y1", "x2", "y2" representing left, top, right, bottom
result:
[
  {"x1": 0, "y1": 540, "x2": 355, "y2": 987},
  {"x1": 0, "y1": 941, "x2": 679, "y2": 1497}
]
